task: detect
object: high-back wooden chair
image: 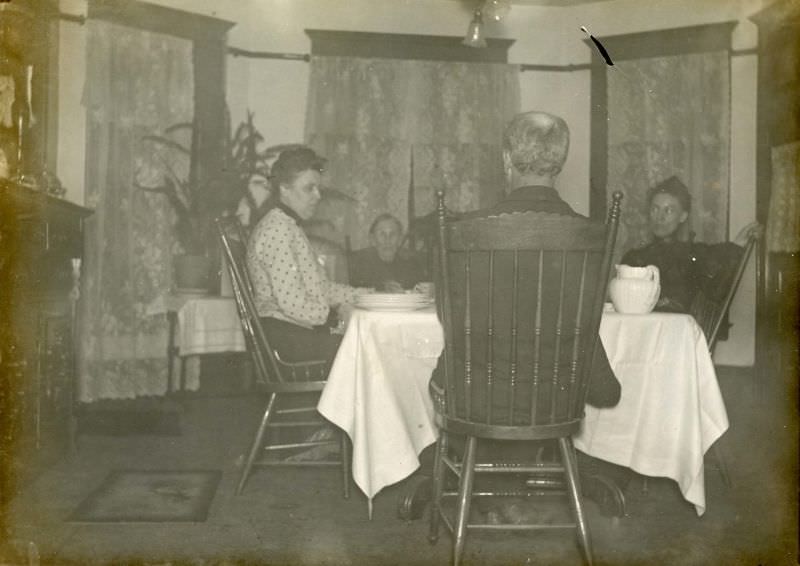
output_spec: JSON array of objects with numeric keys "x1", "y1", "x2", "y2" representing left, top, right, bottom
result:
[
  {"x1": 428, "y1": 192, "x2": 623, "y2": 566},
  {"x1": 216, "y1": 216, "x2": 350, "y2": 498},
  {"x1": 687, "y1": 233, "x2": 758, "y2": 488},
  {"x1": 690, "y1": 234, "x2": 759, "y2": 351}
]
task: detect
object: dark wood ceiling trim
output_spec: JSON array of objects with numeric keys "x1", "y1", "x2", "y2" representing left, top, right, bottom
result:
[
  {"x1": 306, "y1": 29, "x2": 514, "y2": 63},
  {"x1": 584, "y1": 22, "x2": 738, "y2": 64},
  {"x1": 88, "y1": 0, "x2": 234, "y2": 41}
]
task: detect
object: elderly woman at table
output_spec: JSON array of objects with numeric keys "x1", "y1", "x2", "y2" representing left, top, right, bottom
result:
[
  {"x1": 622, "y1": 176, "x2": 760, "y2": 315},
  {"x1": 246, "y1": 146, "x2": 364, "y2": 363},
  {"x1": 348, "y1": 213, "x2": 427, "y2": 291}
]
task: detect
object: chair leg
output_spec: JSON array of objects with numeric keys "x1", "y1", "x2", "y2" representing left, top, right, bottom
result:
[
  {"x1": 453, "y1": 436, "x2": 477, "y2": 566},
  {"x1": 237, "y1": 393, "x2": 277, "y2": 495},
  {"x1": 711, "y1": 443, "x2": 732, "y2": 488},
  {"x1": 428, "y1": 432, "x2": 448, "y2": 544},
  {"x1": 559, "y1": 437, "x2": 593, "y2": 566},
  {"x1": 341, "y1": 431, "x2": 351, "y2": 499}
]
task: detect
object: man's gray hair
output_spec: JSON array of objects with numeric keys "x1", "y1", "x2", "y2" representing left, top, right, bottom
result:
[{"x1": 502, "y1": 111, "x2": 570, "y2": 177}]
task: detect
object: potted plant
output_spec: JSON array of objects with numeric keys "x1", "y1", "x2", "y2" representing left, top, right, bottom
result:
[{"x1": 136, "y1": 111, "x2": 281, "y2": 291}]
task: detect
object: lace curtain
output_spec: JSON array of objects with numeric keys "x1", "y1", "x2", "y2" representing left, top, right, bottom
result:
[
  {"x1": 305, "y1": 56, "x2": 520, "y2": 249},
  {"x1": 606, "y1": 51, "x2": 730, "y2": 255},
  {"x1": 767, "y1": 141, "x2": 800, "y2": 253},
  {"x1": 78, "y1": 20, "x2": 194, "y2": 401}
]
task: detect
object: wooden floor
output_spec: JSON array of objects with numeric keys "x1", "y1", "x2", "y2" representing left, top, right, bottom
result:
[{"x1": 3, "y1": 366, "x2": 797, "y2": 565}]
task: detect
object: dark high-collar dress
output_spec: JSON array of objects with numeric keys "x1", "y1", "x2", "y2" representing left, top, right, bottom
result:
[
  {"x1": 621, "y1": 238, "x2": 743, "y2": 314},
  {"x1": 348, "y1": 247, "x2": 427, "y2": 290}
]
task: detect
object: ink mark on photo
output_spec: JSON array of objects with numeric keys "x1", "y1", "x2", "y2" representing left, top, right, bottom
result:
[{"x1": 581, "y1": 26, "x2": 614, "y2": 66}]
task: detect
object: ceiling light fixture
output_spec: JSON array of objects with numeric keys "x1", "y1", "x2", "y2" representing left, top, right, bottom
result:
[
  {"x1": 462, "y1": 0, "x2": 511, "y2": 48},
  {"x1": 462, "y1": 9, "x2": 487, "y2": 48}
]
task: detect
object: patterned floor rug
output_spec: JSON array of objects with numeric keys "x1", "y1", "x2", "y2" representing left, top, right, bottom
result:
[{"x1": 69, "y1": 470, "x2": 222, "y2": 523}]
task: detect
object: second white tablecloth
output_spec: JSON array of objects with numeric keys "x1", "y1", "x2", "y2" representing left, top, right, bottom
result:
[{"x1": 573, "y1": 312, "x2": 729, "y2": 516}]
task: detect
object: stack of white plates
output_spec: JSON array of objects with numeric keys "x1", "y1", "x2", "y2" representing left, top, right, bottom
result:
[{"x1": 355, "y1": 292, "x2": 433, "y2": 312}]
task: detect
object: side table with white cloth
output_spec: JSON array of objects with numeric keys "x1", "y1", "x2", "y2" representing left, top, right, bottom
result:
[
  {"x1": 164, "y1": 294, "x2": 247, "y2": 392},
  {"x1": 317, "y1": 303, "x2": 443, "y2": 517},
  {"x1": 574, "y1": 311, "x2": 729, "y2": 516}
]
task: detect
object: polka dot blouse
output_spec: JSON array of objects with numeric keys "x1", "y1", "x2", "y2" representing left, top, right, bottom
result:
[{"x1": 247, "y1": 207, "x2": 360, "y2": 328}]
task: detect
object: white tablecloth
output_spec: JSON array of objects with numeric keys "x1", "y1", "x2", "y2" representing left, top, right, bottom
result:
[
  {"x1": 159, "y1": 295, "x2": 246, "y2": 391},
  {"x1": 317, "y1": 307, "x2": 444, "y2": 507},
  {"x1": 573, "y1": 312, "x2": 729, "y2": 516},
  {"x1": 175, "y1": 297, "x2": 246, "y2": 356}
]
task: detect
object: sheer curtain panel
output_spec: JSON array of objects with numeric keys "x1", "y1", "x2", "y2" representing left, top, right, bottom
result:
[
  {"x1": 305, "y1": 56, "x2": 520, "y2": 249},
  {"x1": 78, "y1": 20, "x2": 193, "y2": 401}
]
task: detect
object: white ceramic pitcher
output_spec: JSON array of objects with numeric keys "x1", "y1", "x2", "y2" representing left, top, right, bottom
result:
[{"x1": 608, "y1": 264, "x2": 660, "y2": 314}]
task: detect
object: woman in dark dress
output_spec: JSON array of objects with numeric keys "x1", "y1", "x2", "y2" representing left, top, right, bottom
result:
[
  {"x1": 348, "y1": 214, "x2": 426, "y2": 291},
  {"x1": 622, "y1": 176, "x2": 760, "y2": 313}
]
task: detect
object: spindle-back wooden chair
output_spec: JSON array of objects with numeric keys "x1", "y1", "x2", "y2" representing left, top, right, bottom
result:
[
  {"x1": 688, "y1": 233, "x2": 759, "y2": 488},
  {"x1": 428, "y1": 192, "x2": 623, "y2": 565},
  {"x1": 216, "y1": 216, "x2": 350, "y2": 498}
]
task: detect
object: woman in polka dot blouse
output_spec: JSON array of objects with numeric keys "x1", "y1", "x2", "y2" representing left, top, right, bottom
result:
[{"x1": 246, "y1": 146, "x2": 366, "y2": 363}]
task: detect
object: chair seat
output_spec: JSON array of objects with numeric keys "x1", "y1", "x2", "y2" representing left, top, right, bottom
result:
[{"x1": 434, "y1": 409, "x2": 582, "y2": 441}]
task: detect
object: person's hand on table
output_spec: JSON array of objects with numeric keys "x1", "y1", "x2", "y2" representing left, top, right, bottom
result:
[
  {"x1": 333, "y1": 303, "x2": 356, "y2": 334},
  {"x1": 380, "y1": 280, "x2": 404, "y2": 293},
  {"x1": 655, "y1": 296, "x2": 686, "y2": 312}
]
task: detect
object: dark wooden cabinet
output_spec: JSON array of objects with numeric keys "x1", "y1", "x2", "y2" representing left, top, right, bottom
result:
[{"x1": 0, "y1": 182, "x2": 92, "y2": 508}]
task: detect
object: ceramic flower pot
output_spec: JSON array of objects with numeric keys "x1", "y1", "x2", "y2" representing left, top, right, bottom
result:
[{"x1": 174, "y1": 254, "x2": 211, "y2": 293}]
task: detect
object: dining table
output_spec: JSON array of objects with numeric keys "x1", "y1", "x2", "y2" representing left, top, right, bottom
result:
[
  {"x1": 318, "y1": 303, "x2": 728, "y2": 518},
  {"x1": 317, "y1": 304, "x2": 443, "y2": 518},
  {"x1": 150, "y1": 294, "x2": 247, "y2": 393},
  {"x1": 573, "y1": 310, "x2": 729, "y2": 516}
]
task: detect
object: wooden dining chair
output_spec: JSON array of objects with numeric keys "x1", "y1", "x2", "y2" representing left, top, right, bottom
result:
[
  {"x1": 428, "y1": 192, "x2": 623, "y2": 566},
  {"x1": 688, "y1": 233, "x2": 759, "y2": 488},
  {"x1": 215, "y1": 216, "x2": 350, "y2": 498}
]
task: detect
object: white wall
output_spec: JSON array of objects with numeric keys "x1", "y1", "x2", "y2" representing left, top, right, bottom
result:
[{"x1": 55, "y1": 0, "x2": 764, "y2": 364}]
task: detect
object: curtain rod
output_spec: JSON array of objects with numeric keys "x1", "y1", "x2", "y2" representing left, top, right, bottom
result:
[
  {"x1": 40, "y1": 12, "x2": 86, "y2": 24},
  {"x1": 522, "y1": 47, "x2": 757, "y2": 71},
  {"x1": 226, "y1": 46, "x2": 757, "y2": 67},
  {"x1": 520, "y1": 63, "x2": 590, "y2": 72},
  {"x1": 57, "y1": 12, "x2": 86, "y2": 24},
  {"x1": 228, "y1": 47, "x2": 310, "y2": 61}
]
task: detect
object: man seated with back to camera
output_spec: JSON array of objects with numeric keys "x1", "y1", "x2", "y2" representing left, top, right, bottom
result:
[
  {"x1": 425, "y1": 111, "x2": 626, "y2": 522},
  {"x1": 348, "y1": 213, "x2": 428, "y2": 291},
  {"x1": 456, "y1": 110, "x2": 621, "y2": 408}
]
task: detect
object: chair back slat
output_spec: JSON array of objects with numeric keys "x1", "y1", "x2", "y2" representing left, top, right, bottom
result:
[
  {"x1": 435, "y1": 201, "x2": 458, "y2": 417},
  {"x1": 548, "y1": 251, "x2": 567, "y2": 424},
  {"x1": 485, "y1": 250, "x2": 495, "y2": 424},
  {"x1": 464, "y1": 250, "x2": 473, "y2": 421},
  {"x1": 530, "y1": 250, "x2": 544, "y2": 425},
  {"x1": 508, "y1": 250, "x2": 520, "y2": 425},
  {"x1": 689, "y1": 235, "x2": 758, "y2": 350},
  {"x1": 435, "y1": 192, "x2": 623, "y2": 429},
  {"x1": 567, "y1": 252, "x2": 590, "y2": 411}
]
